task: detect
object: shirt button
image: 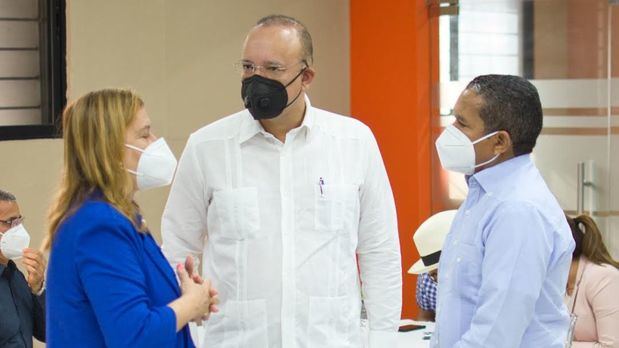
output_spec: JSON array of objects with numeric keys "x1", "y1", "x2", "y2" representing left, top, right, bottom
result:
[
  {"x1": 456, "y1": 257, "x2": 461, "y2": 263},
  {"x1": 465, "y1": 210, "x2": 471, "y2": 216},
  {"x1": 452, "y1": 239, "x2": 458, "y2": 246}
]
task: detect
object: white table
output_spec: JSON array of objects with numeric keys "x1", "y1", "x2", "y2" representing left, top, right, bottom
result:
[
  {"x1": 397, "y1": 322, "x2": 433, "y2": 347},
  {"x1": 191, "y1": 319, "x2": 434, "y2": 347},
  {"x1": 397, "y1": 320, "x2": 433, "y2": 348},
  {"x1": 362, "y1": 320, "x2": 434, "y2": 348}
]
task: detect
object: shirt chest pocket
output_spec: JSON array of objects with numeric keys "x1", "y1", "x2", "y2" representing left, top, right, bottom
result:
[
  {"x1": 315, "y1": 184, "x2": 358, "y2": 233},
  {"x1": 212, "y1": 187, "x2": 261, "y2": 240},
  {"x1": 453, "y1": 242, "x2": 483, "y2": 299}
]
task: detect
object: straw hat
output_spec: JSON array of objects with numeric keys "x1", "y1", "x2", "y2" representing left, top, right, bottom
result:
[{"x1": 408, "y1": 210, "x2": 457, "y2": 274}]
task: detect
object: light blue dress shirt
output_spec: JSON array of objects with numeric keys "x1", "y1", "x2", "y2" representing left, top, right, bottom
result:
[{"x1": 431, "y1": 154, "x2": 574, "y2": 348}]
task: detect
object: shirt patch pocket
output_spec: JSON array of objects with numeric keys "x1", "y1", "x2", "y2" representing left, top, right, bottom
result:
[
  {"x1": 314, "y1": 184, "x2": 358, "y2": 233},
  {"x1": 213, "y1": 187, "x2": 261, "y2": 240},
  {"x1": 307, "y1": 295, "x2": 356, "y2": 348},
  {"x1": 453, "y1": 242, "x2": 483, "y2": 301},
  {"x1": 203, "y1": 299, "x2": 268, "y2": 348}
]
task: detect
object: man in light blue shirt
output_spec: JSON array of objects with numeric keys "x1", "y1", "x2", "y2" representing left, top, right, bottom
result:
[{"x1": 431, "y1": 75, "x2": 574, "y2": 348}]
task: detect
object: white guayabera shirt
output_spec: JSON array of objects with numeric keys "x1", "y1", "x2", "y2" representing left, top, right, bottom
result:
[{"x1": 162, "y1": 97, "x2": 402, "y2": 348}]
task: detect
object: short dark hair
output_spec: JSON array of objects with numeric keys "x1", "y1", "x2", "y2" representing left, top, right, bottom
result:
[
  {"x1": 256, "y1": 15, "x2": 314, "y2": 65},
  {"x1": 0, "y1": 189, "x2": 16, "y2": 202},
  {"x1": 466, "y1": 74, "x2": 543, "y2": 156}
]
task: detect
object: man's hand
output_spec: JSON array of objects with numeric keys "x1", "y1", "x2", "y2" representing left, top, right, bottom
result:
[
  {"x1": 185, "y1": 255, "x2": 203, "y2": 284},
  {"x1": 22, "y1": 248, "x2": 46, "y2": 294},
  {"x1": 184, "y1": 256, "x2": 220, "y2": 325}
]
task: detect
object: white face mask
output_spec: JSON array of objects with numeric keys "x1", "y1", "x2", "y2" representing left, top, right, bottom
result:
[
  {"x1": 435, "y1": 125, "x2": 499, "y2": 175},
  {"x1": 125, "y1": 138, "x2": 178, "y2": 191},
  {"x1": 0, "y1": 224, "x2": 30, "y2": 260}
]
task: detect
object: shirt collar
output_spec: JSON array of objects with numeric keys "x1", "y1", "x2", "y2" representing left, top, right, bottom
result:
[
  {"x1": 0, "y1": 260, "x2": 15, "y2": 278},
  {"x1": 469, "y1": 154, "x2": 533, "y2": 194},
  {"x1": 238, "y1": 95, "x2": 315, "y2": 144}
]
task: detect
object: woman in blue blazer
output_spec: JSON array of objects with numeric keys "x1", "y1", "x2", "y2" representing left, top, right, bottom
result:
[{"x1": 44, "y1": 89, "x2": 217, "y2": 347}]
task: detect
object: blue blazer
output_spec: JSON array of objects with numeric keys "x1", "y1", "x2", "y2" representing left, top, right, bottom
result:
[{"x1": 46, "y1": 197, "x2": 194, "y2": 348}]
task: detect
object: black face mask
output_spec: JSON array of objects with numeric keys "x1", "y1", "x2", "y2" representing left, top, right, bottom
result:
[{"x1": 241, "y1": 68, "x2": 306, "y2": 120}]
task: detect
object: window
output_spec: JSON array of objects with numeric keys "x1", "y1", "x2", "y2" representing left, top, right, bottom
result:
[{"x1": 0, "y1": 0, "x2": 66, "y2": 140}]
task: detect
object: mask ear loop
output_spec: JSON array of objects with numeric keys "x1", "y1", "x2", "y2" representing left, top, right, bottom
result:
[
  {"x1": 124, "y1": 144, "x2": 145, "y2": 177},
  {"x1": 125, "y1": 143, "x2": 145, "y2": 153},
  {"x1": 283, "y1": 66, "x2": 308, "y2": 108},
  {"x1": 472, "y1": 131, "x2": 501, "y2": 169},
  {"x1": 126, "y1": 169, "x2": 143, "y2": 177},
  {"x1": 474, "y1": 153, "x2": 500, "y2": 169},
  {"x1": 471, "y1": 130, "x2": 499, "y2": 145}
]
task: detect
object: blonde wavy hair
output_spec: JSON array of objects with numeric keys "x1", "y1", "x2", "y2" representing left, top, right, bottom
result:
[{"x1": 44, "y1": 88, "x2": 144, "y2": 250}]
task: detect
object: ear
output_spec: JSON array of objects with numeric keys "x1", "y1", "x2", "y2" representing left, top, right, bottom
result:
[
  {"x1": 493, "y1": 130, "x2": 512, "y2": 154},
  {"x1": 301, "y1": 66, "x2": 315, "y2": 90}
]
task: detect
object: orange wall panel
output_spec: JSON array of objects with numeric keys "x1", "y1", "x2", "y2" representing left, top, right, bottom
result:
[{"x1": 350, "y1": 0, "x2": 438, "y2": 319}]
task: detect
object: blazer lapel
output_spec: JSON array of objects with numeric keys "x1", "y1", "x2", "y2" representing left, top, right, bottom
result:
[{"x1": 142, "y1": 234, "x2": 181, "y2": 297}]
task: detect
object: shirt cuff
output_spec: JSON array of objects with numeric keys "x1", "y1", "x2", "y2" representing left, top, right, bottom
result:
[
  {"x1": 34, "y1": 278, "x2": 45, "y2": 296},
  {"x1": 368, "y1": 330, "x2": 398, "y2": 347}
]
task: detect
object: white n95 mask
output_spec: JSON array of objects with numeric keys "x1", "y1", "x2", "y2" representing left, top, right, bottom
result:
[
  {"x1": 435, "y1": 125, "x2": 499, "y2": 175},
  {"x1": 125, "y1": 138, "x2": 178, "y2": 191},
  {"x1": 0, "y1": 224, "x2": 30, "y2": 260}
]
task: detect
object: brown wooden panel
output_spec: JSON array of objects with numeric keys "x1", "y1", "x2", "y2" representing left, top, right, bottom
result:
[
  {"x1": 0, "y1": 21, "x2": 38, "y2": 48},
  {"x1": 0, "y1": 50, "x2": 39, "y2": 77},
  {"x1": 0, "y1": 80, "x2": 40, "y2": 106},
  {"x1": 0, "y1": 0, "x2": 38, "y2": 19}
]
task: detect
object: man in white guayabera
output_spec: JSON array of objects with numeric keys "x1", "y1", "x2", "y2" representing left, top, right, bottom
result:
[{"x1": 161, "y1": 14, "x2": 402, "y2": 348}]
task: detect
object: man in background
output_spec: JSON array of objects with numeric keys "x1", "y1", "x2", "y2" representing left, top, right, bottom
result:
[
  {"x1": 0, "y1": 189, "x2": 46, "y2": 348},
  {"x1": 408, "y1": 210, "x2": 456, "y2": 322}
]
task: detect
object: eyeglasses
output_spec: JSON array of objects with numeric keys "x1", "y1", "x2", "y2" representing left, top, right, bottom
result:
[
  {"x1": 0, "y1": 215, "x2": 24, "y2": 228},
  {"x1": 234, "y1": 60, "x2": 307, "y2": 79}
]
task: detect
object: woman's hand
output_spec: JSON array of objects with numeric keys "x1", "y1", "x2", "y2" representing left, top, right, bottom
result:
[
  {"x1": 168, "y1": 262, "x2": 214, "y2": 331},
  {"x1": 178, "y1": 263, "x2": 212, "y2": 317}
]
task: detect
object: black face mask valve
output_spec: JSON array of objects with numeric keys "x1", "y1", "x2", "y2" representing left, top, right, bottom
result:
[{"x1": 241, "y1": 68, "x2": 306, "y2": 120}]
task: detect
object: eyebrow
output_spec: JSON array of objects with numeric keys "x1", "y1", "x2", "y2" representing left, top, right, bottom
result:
[
  {"x1": 0, "y1": 214, "x2": 21, "y2": 222},
  {"x1": 137, "y1": 125, "x2": 151, "y2": 135},
  {"x1": 241, "y1": 59, "x2": 284, "y2": 66},
  {"x1": 264, "y1": 60, "x2": 284, "y2": 66},
  {"x1": 454, "y1": 114, "x2": 467, "y2": 125}
]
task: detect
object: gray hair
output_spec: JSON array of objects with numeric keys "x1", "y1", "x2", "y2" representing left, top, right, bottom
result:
[{"x1": 0, "y1": 189, "x2": 16, "y2": 202}]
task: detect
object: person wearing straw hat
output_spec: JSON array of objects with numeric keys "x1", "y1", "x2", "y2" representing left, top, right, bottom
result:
[{"x1": 408, "y1": 210, "x2": 457, "y2": 322}]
